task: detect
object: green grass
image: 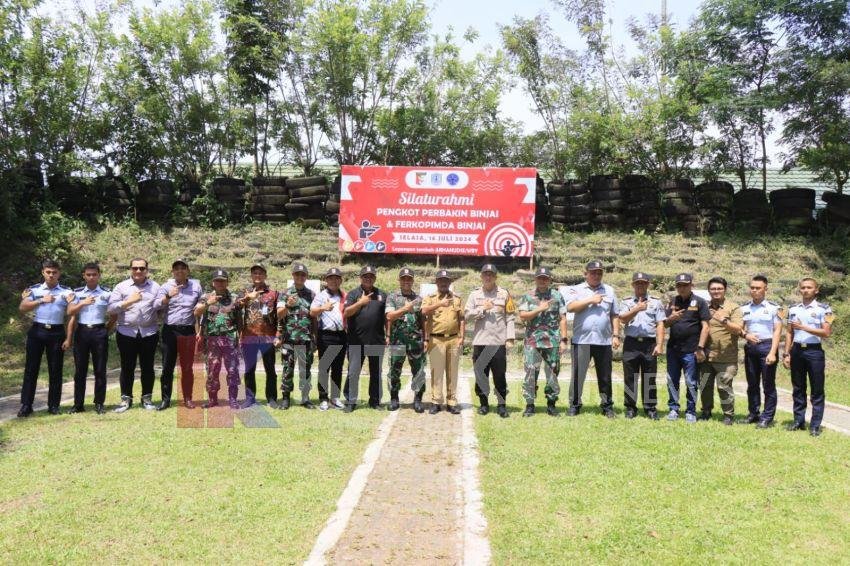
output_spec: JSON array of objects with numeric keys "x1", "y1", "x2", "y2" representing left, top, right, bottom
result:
[
  {"x1": 0, "y1": 375, "x2": 386, "y2": 563},
  {"x1": 475, "y1": 382, "x2": 850, "y2": 563}
]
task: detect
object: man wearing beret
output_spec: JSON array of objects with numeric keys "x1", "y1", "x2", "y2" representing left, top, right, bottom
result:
[
  {"x1": 385, "y1": 267, "x2": 426, "y2": 411},
  {"x1": 343, "y1": 266, "x2": 387, "y2": 411},
  {"x1": 422, "y1": 270, "x2": 465, "y2": 414},
  {"x1": 565, "y1": 260, "x2": 620, "y2": 418}
]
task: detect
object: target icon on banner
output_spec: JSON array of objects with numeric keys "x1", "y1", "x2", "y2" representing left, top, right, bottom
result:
[{"x1": 483, "y1": 223, "x2": 532, "y2": 257}]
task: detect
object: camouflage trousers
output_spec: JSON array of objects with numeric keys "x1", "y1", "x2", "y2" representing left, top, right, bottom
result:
[
  {"x1": 523, "y1": 346, "x2": 561, "y2": 403},
  {"x1": 281, "y1": 342, "x2": 314, "y2": 397},
  {"x1": 206, "y1": 335, "x2": 240, "y2": 400},
  {"x1": 387, "y1": 342, "x2": 427, "y2": 395}
]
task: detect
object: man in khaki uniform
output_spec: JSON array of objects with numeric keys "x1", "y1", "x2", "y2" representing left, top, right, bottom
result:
[
  {"x1": 465, "y1": 263, "x2": 516, "y2": 418},
  {"x1": 700, "y1": 276, "x2": 744, "y2": 425},
  {"x1": 421, "y1": 270, "x2": 465, "y2": 415}
]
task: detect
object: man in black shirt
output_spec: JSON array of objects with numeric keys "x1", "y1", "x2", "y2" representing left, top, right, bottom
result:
[
  {"x1": 664, "y1": 273, "x2": 710, "y2": 423},
  {"x1": 343, "y1": 265, "x2": 387, "y2": 411}
]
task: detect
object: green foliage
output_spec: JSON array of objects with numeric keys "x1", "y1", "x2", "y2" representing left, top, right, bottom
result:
[{"x1": 187, "y1": 194, "x2": 232, "y2": 229}]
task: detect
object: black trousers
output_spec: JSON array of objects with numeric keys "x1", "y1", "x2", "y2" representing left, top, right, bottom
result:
[
  {"x1": 473, "y1": 345, "x2": 508, "y2": 404},
  {"x1": 22, "y1": 324, "x2": 65, "y2": 409},
  {"x1": 570, "y1": 343, "x2": 613, "y2": 410},
  {"x1": 743, "y1": 341, "x2": 777, "y2": 421},
  {"x1": 318, "y1": 330, "x2": 347, "y2": 401},
  {"x1": 622, "y1": 337, "x2": 658, "y2": 411},
  {"x1": 73, "y1": 326, "x2": 108, "y2": 406},
  {"x1": 241, "y1": 336, "x2": 278, "y2": 402},
  {"x1": 344, "y1": 342, "x2": 384, "y2": 404},
  {"x1": 116, "y1": 331, "x2": 159, "y2": 398},
  {"x1": 160, "y1": 324, "x2": 196, "y2": 400},
  {"x1": 790, "y1": 344, "x2": 826, "y2": 427}
]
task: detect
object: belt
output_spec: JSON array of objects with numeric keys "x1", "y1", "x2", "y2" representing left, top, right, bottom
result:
[
  {"x1": 321, "y1": 328, "x2": 345, "y2": 333},
  {"x1": 625, "y1": 336, "x2": 655, "y2": 343},
  {"x1": 165, "y1": 323, "x2": 195, "y2": 329},
  {"x1": 430, "y1": 333, "x2": 458, "y2": 338},
  {"x1": 79, "y1": 323, "x2": 106, "y2": 329},
  {"x1": 33, "y1": 321, "x2": 63, "y2": 330},
  {"x1": 794, "y1": 342, "x2": 822, "y2": 350}
]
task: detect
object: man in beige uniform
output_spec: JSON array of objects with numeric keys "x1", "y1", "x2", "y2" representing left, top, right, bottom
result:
[
  {"x1": 465, "y1": 263, "x2": 516, "y2": 418},
  {"x1": 421, "y1": 270, "x2": 465, "y2": 415},
  {"x1": 700, "y1": 276, "x2": 744, "y2": 425}
]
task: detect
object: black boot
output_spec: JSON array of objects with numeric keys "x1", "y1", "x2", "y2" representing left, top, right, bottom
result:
[
  {"x1": 497, "y1": 404, "x2": 509, "y2": 418},
  {"x1": 413, "y1": 391, "x2": 424, "y2": 413},
  {"x1": 141, "y1": 394, "x2": 156, "y2": 410},
  {"x1": 157, "y1": 396, "x2": 171, "y2": 411},
  {"x1": 17, "y1": 405, "x2": 33, "y2": 418},
  {"x1": 523, "y1": 404, "x2": 535, "y2": 417},
  {"x1": 95, "y1": 404, "x2": 106, "y2": 415},
  {"x1": 389, "y1": 394, "x2": 400, "y2": 411},
  {"x1": 279, "y1": 394, "x2": 291, "y2": 410},
  {"x1": 546, "y1": 399, "x2": 559, "y2": 417},
  {"x1": 477, "y1": 395, "x2": 489, "y2": 415}
]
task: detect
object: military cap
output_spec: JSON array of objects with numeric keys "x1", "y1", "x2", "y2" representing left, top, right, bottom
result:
[
  {"x1": 250, "y1": 263, "x2": 267, "y2": 273},
  {"x1": 585, "y1": 260, "x2": 604, "y2": 271},
  {"x1": 291, "y1": 262, "x2": 308, "y2": 275},
  {"x1": 535, "y1": 267, "x2": 553, "y2": 279},
  {"x1": 435, "y1": 269, "x2": 451, "y2": 280},
  {"x1": 632, "y1": 271, "x2": 651, "y2": 282},
  {"x1": 325, "y1": 267, "x2": 342, "y2": 278},
  {"x1": 212, "y1": 269, "x2": 229, "y2": 280},
  {"x1": 481, "y1": 263, "x2": 498, "y2": 274},
  {"x1": 171, "y1": 258, "x2": 189, "y2": 269},
  {"x1": 360, "y1": 265, "x2": 377, "y2": 276},
  {"x1": 675, "y1": 273, "x2": 693, "y2": 284},
  {"x1": 399, "y1": 267, "x2": 414, "y2": 278}
]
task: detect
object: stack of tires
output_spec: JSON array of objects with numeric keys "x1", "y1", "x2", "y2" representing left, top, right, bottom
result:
[
  {"x1": 535, "y1": 174, "x2": 549, "y2": 227},
  {"x1": 94, "y1": 175, "x2": 134, "y2": 216},
  {"x1": 695, "y1": 180, "x2": 734, "y2": 234},
  {"x1": 211, "y1": 177, "x2": 247, "y2": 222},
  {"x1": 285, "y1": 175, "x2": 327, "y2": 227},
  {"x1": 623, "y1": 175, "x2": 660, "y2": 231},
  {"x1": 325, "y1": 175, "x2": 341, "y2": 228},
  {"x1": 178, "y1": 180, "x2": 203, "y2": 206},
  {"x1": 589, "y1": 175, "x2": 624, "y2": 231},
  {"x1": 731, "y1": 189, "x2": 770, "y2": 231},
  {"x1": 48, "y1": 174, "x2": 93, "y2": 217},
  {"x1": 136, "y1": 179, "x2": 176, "y2": 222},
  {"x1": 770, "y1": 188, "x2": 815, "y2": 234},
  {"x1": 660, "y1": 178, "x2": 699, "y2": 234},
  {"x1": 547, "y1": 180, "x2": 591, "y2": 232},
  {"x1": 247, "y1": 176, "x2": 289, "y2": 223},
  {"x1": 821, "y1": 192, "x2": 850, "y2": 232}
]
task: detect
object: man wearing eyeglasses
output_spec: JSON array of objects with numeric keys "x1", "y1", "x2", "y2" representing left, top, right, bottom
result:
[{"x1": 108, "y1": 257, "x2": 163, "y2": 412}]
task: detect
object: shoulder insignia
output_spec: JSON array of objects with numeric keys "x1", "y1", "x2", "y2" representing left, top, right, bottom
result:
[
  {"x1": 74, "y1": 286, "x2": 85, "y2": 292},
  {"x1": 766, "y1": 300, "x2": 778, "y2": 307},
  {"x1": 824, "y1": 313, "x2": 835, "y2": 324}
]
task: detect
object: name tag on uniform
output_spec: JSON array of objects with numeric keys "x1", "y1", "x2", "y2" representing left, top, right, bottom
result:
[{"x1": 261, "y1": 305, "x2": 269, "y2": 316}]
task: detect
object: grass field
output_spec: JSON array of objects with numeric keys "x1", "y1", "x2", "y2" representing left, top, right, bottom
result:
[{"x1": 475, "y1": 383, "x2": 850, "y2": 563}]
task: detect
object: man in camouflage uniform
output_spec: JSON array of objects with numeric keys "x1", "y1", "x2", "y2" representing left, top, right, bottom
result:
[
  {"x1": 384, "y1": 267, "x2": 426, "y2": 411},
  {"x1": 276, "y1": 263, "x2": 316, "y2": 410},
  {"x1": 194, "y1": 269, "x2": 241, "y2": 409},
  {"x1": 517, "y1": 267, "x2": 568, "y2": 417}
]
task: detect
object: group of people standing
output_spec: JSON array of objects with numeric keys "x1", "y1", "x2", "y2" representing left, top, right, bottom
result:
[{"x1": 17, "y1": 258, "x2": 834, "y2": 436}]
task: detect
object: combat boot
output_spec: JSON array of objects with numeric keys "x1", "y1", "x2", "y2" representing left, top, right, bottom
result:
[
  {"x1": 413, "y1": 391, "x2": 424, "y2": 413},
  {"x1": 523, "y1": 404, "x2": 535, "y2": 417},
  {"x1": 113, "y1": 396, "x2": 132, "y2": 413},
  {"x1": 204, "y1": 394, "x2": 219, "y2": 408},
  {"x1": 497, "y1": 404, "x2": 509, "y2": 418},
  {"x1": 477, "y1": 396, "x2": 489, "y2": 416},
  {"x1": 546, "y1": 399, "x2": 559, "y2": 417},
  {"x1": 157, "y1": 396, "x2": 171, "y2": 411},
  {"x1": 389, "y1": 396, "x2": 400, "y2": 411},
  {"x1": 279, "y1": 394, "x2": 291, "y2": 410},
  {"x1": 141, "y1": 394, "x2": 156, "y2": 410}
]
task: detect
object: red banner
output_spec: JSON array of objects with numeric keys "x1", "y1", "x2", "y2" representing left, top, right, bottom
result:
[{"x1": 338, "y1": 166, "x2": 537, "y2": 257}]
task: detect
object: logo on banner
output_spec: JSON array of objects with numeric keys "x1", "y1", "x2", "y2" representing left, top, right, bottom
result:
[
  {"x1": 447, "y1": 173, "x2": 459, "y2": 186},
  {"x1": 483, "y1": 223, "x2": 532, "y2": 257},
  {"x1": 415, "y1": 172, "x2": 427, "y2": 185},
  {"x1": 354, "y1": 219, "x2": 386, "y2": 253}
]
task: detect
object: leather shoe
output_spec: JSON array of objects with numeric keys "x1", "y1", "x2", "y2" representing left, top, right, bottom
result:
[
  {"x1": 744, "y1": 413, "x2": 760, "y2": 424},
  {"x1": 68, "y1": 405, "x2": 85, "y2": 414},
  {"x1": 157, "y1": 397, "x2": 171, "y2": 411},
  {"x1": 113, "y1": 396, "x2": 132, "y2": 413},
  {"x1": 603, "y1": 409, "x2": 616, "y2": 419},
  {"x1": 267, "y1": 399, "x2": 279, "y2": 409},
  {"x1": 566, "y1": 407, "x2": 580, "y2": 417},
  {"x1": 204, "y1": 396, "x2": 219, "y2": 409},
  {"x1": 625, "y1": 408, "x2": 637, "y2": 419},
  {"x1": 413, "y1": 393, "x2": 424, "y2": 413},
  {"x1": 646, "y1": 410, "x2": 659, "y2": 420},
  {"x1": 17, "y1": 405, "x2": 33, "y2": 418},
  {"x1": 447, "y1": 405, "x2": 461, "y2": 415},
  {"x1": 756, "y1": 419, "x2": 772, "y2": 429},
  {"x1": 47, "y1": 406, "x2": 60, "y2": 415},
  {"x1": 810, "y1": 425, "x2": 822, "y2": 437},
  {"x1": 368, "y1": 401, "x2": 381, "y2": 410},
  {"x1": 141, "y1": 394, "x2": 156, "y2": 410},
  {"x1": 301, "y1": 400, "x2": 317, "y2": 410},
  {"x1": 95, "y1": 403, "x2": 106, "y2": 414},
  {"x1": 497, "y1": 405, "x2": 509, "y2": 418},
  {"x1": 389, "y1": 398, "x2": 400, "y2": 411},
  {"x1": 183, "y1": 399, "x2": 196, "y2": 409},
  {"x1": 722, "y1": 416, "x2": 734, "y2": 426},
  {"x1": 523, "y1": 404, "x2": 535, "y2": 417},
  {"x1": 429, "y1": 404, "x2": 442, "y2": 415},
  {"x1": 343, "y1": 403, "x2": 355, "y2": 413},
  {"x1": 477, "y1": 404, "x2": 489, "y2": 416},
  {"x1": 279, "y1": 396, "x2": 291, "y2": 410},
  {"x1": 546, "y1": 400, "x2": 558, "y2": 417},
  {"x1": 698, "y1": 411, "x2": 711, "y2": 421},
  {"x1": 786, "y1": 421, "x2": 806, "y2": 431}
]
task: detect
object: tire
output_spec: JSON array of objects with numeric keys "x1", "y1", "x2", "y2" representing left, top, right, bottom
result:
[
  {"x1": 252, "y1": 176, "x2": 288, "y2": 186},
  {"x1": 590, "y1": 189, "x2": 623, "y2": 201},
  {"x1": 594, "y1": 199, "x2": 624, "y2": 211},
  {"x1": 826, "y1": 204, "x2": 850, "y2": 222},
  {"x1": 249, "y1": 185, "x2": 287, "y2": 195},
  {"x1": 299, "y1": 218, "x2": 325, "y2": 228},
  {"x1": 588, "y1": 175, "x2": 620, "y2": 190},
  {"x1": 770, "y1": 197, "x2": 817, "y2": 211},
  {"x1": 698, "y1": 193, "x2": 733, "y2": 208},
  {"x1": 733, "y1": 189, "x2": 767, "y2": 206},
  {"x1": 138, "y1": 179, "x2": 175, "y2": 195},
  {"x1": 627, "y1": 188, "x2": 658, "y2": 202},
  {"x1": 215, "y1": 194, "x2": 246, "y2": 204},
  {"x1": 288, "y1": 195, "x2": 326, "y2": 205},
  {"x1": 773, "y1": 207, "x2": 813, "y2": 219},
  {"x1": 661, "y1": 187, "x2": 694, "y2": 200},
  {"x1": 325, "y1": 200, "x2": 340, "y2": 213},
  {"x1": 594, "y1": 213, "x2": 623, "y2": 223},
  {"x1": 286, "y1": 175, "x2": 327, "y2": 189},
  {"x1": 211, "y1": 177, "x2": 245, "y2": 187},
  {"x1": 248, "y1": 203, "x2": 287, "y2": 213},
  {"x1": 769, "y1": 187, "x2": 815, "y2": 204},
  {"x1": 251, "y1": 195, "x2": 290, "y2": 206},
  {"x1": 137, "y1": 194, "x2": 174, "y2": 205},
  {"x1": 696, "y1": 181, "x2": 734, "y2": 198},
  {"x1": 213, "y1": 185, "x2": 247, "y2": 198},
  {"x1": 659, "y1": 178, "x2": 694, "y2": 191},
  {"x1": 289, "y1": 185, "x2": 328, "y2": 199},
  {"x1": 822, "y1": 191, "x2": 850, "y2": 208},
  {"x1": 663, "y1": 201, "x2": 695, "y2": 216},
  {"x1": 623, "y1": 174, "x2": 653, "y2": 188},
  {"x1": 252, "y1": 213, "x2": 289, "y2": 222}
]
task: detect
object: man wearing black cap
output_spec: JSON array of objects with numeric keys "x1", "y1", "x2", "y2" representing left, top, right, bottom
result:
[
  {"x1": 276, "y1": 263, "x2": 316, "y2": 409},
  {"x1": 155, "y1": 259, "x2": 203, "y2": 410},
  {"x1": 517, "y1": 267, "x2": 568, "y2": 417},
  {"x1": 385, "y1": 267, "x2": 426, "y2": 411},
  {"x1": 238, "y1": 263, "x2": 280, "y2": 408},
  {"x1": 311, "y1": 267, "x2": 347, "y2": 410},
  {"x1": 664, "y1": 273, "x2": 711, "y2": 423},
  {"x1": 343, "y1": 266, "x2": 387, "y2": 411},
  {"x1": 618, "y1": 272, "x2": 666, "y2": 419},
  {"x1": 465, "y1": 263, "x2": 516, "y2": 418},
  {"x1": 422, "y1": 269, "x2": 465, "y2": 414},
  {"x1": 565, "y1": 260, "x2": 620, "y2": 418}
]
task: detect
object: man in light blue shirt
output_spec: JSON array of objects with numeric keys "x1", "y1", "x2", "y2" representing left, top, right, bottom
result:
[
  {"x1": 740, "y1": 275, "x2": 782, "y2": 428},
  {"x1": 565, "y1": 260, "x2": 620, "y2": 417}
]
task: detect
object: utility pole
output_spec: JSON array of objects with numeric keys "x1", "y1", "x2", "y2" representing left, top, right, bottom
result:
[{"x1": 661, "y1": 0, "x2": 668, "y2": 27}]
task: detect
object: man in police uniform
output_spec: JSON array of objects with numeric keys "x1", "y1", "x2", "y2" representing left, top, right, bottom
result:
[
  {"x1": 385, "y1": 267, "x2": 426, "y2": 411},
  {"x1": 465, "y1": 263, "x2": 515, "y2": 418},
  {"x1": 700, "y1": 276, "x2": 744, "y2": 425},
  {"x1": 66, "y1": 262, "x2": 117, "y2": 414},
  {"x1": 17, "y1": 259, "x2": 75, "y2": 417},
  {"x1": 741, "y1": 275, "x2": 783, "y2": 428},
  {"x1": 664, "y1": 273, "x2": 710, "y2": 423},
  {"x1": 784, "y1": 277, "x2": 834, "y2": 436},
  {"x1": 275, "y1": 263, "x2": 316, "y2": 410},
  {"x1": 517, "y1": 267, "x2": 567, "y2": 417},
  {"x1": 565, "y1": 260, "x2": 620, "y2": 418},
  {"x1": 618, "y1": 272, "x2": 666, "y2": 419},
  {"x1": 422, "y1": 270, "x2": 465, "y2": 414},
  {"x1": 343, "y1": 266, "x2": 387, "y2": 411}
]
